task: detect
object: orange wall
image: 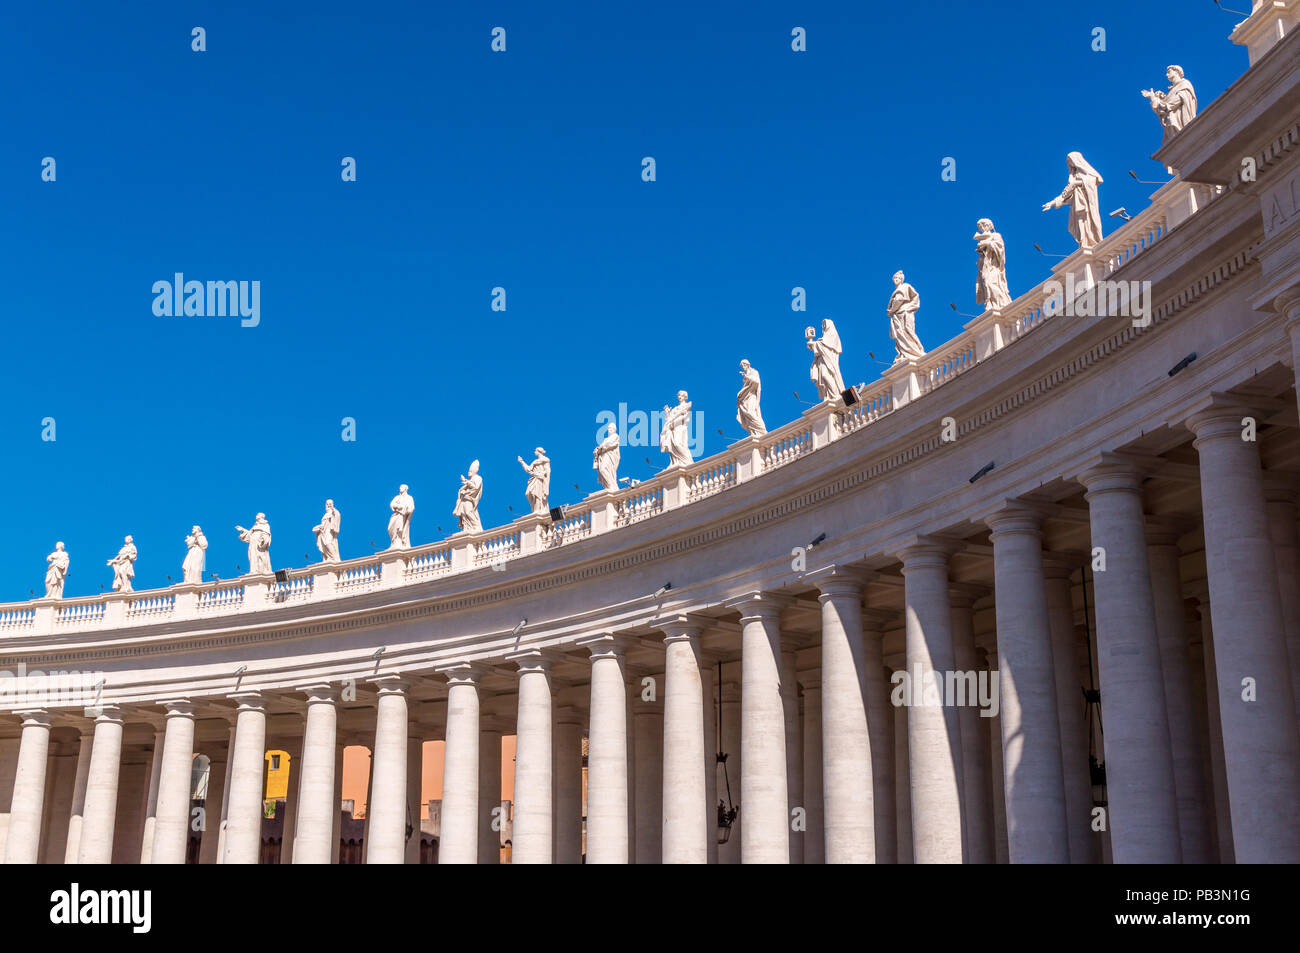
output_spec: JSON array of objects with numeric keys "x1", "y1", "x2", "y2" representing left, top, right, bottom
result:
[{"x1": 342, "y1": 735, "x2": 516, "y2": 819}]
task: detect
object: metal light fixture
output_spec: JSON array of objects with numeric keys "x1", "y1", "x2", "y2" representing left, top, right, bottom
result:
[{"x1": 716, "y1": 661, "x2": 739, "y2": 844}]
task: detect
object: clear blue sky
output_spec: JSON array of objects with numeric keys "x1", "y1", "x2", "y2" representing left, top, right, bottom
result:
[{"x1": 0, "y1": 0, "x2": 1249, "y2": 599}]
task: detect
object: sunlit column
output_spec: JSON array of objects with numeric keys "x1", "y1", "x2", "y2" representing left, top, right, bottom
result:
[
  {"x1": 292, "y1": 685, "x2": 338, "y2": 864},
  {"x1": 78, "y1": 706, "x2": 125, "y2": 864},
  {"x1": 223, "y1": 693, "x2": 268, "y2": 865},
  {"x1": 62, "y1": 726, "x2": 94, "y2": 864},
  {"x1": 365, "y1": 677, "x2": 410, "y2": 864},
  {"x1": 511, "y1": 649, "x2": 554, "y2": 864},
  {"x1": 1, "y1": 710, "x2": 52, "y2": 864},
  {"x1": 583, "y1": 634, "x2": 630, "y2": 864},
  {"x1": 151, "y1": 700, "x2": 197, "y2": 864},
  {"x1": 660, "y1": 618, "x2": 708, "y2": 863},
  {"x1": 947, "y1": 591, "x2": 993, "y2": 864}
]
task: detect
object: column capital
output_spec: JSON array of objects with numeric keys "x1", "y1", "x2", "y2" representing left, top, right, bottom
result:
[
  {"x1": 226, "y1": 691, "x2": 267, "y2": 713},
  {"x1": 91, "y1": 705, "x2": 125, "y2": 725},
  {"x1": 576, "y1": 632, "x2": 634, "y2": 659},
  {"x1": 159, "y1": 699, "x2": 196, "y2": 719},
  {"x1": 14, "y1": 709, "x2": 53, "y2": 728},
  {"x1": 365, "y1": 675, "x2": 411, "y2": 696},
  {"x1": 724, "y1": 590, "x2": 793, "y2": 622},
  {"x1": 556, "y1": 705, "x2": 584, "y2": 728},
  {"x1": 803, "y1": 564, "x2": 871, "y2": 598},
  {"x1": 1262, "y1": 473, "x2": 1297, "y2": 505},
  {"x1": 1041, "y1": 553, "x2": 1083, "y2": 580},
  {"x1": 798, "y1": 669, "x2": 822, "y2": 690},
  {"x1": 860, "y1": 606, "x2": 897, "y2": 629},
  {"x1": 436, "y1": 661, "x2": 491, "y2": 685},
  {"x1": 1276, "y1": 286, "x2": 1300, "y2": 325},
  {"x1": 982, "y1": 499, "x2": 1052, "y2": 538},
  {"x1": 657, "y1": 613, "x2": 709, "y2": 643},
  {"x1": 480, "y1": 712, "x2": 509, "y2": 733},
  {"x1": 506, "y1": 647, "x2": 559, "y2": 674},
  {"x1": 1185, "y1": 393, "x2": 1260, "y2": 442},
  {"x1": 1076, "y1": 452, "x2": 1149, "y2": 494},
  {"x1": 881, "y1": 653, "x2": 906, "y2": 672},
  {"x1": 894, "y1": 536, "x2": 960, "y2": 572},
  {"x1": 296, "y1": 683, "x2": 340, "y2": 705}
]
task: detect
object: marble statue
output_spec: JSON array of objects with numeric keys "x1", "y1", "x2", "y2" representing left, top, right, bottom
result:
[
  {"x1": 593, "y1": 424, "x2": 621, "y2": 491},
  {"x1": 107, "y1": 536, "x2": 137, "y2": 593},
  {"x1": 1143, "y1": 65, "x2": 1197, "y2": 146},
  {"x1": 387, "y1": 485, "x2": 414, "y2": 549},
  {"x1": 453, "y1": 461, "x2": 483, "y2": 533},
  {"x1": 974, "y1": 219, "x2": 1012, "y2": 311},
  {"x1": 1042, "y1": 152, "x2": 1104, "y2": 249},
  {"x1": 314, "y1": 500, "x2": 342, "y2": 562},
  {"x1": 183, "y1": 526, "x2": 207, "y2": 584},
  {"x1": 517, "y1": 448, "x2": 551, "y2": 515},
  {"x1": 236, "y1": 514, "x2": 273, "y2": 575},
  {"x1": 44, "y1": 542, "x2": 69, "y2": 599},
  {"x1": 660, "y1": 391, "x2": 695, "y2": 467},
  {"x1": 736, "y1": 360, "x2": 766, "y2": 436},
  {"x1": 807, "y1": 320, "x2": 846, "y2": 399},
  {"x1": 887, "y1": 273, "x2": 925, "y2": 363}
]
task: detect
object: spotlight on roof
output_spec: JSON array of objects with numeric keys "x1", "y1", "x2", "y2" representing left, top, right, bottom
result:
[
  {"x1": 1168, "y1": 353, "x2": 1197, "y2": 377},
  {"x1": 654, "y1": 582, "x2": 672, "y2": 598},
  {"x1": 809, "y1": 533, "x2": 827, "y2": 549},
  {"x1": 950, "y1": 302, "x2": 978, "y2": 318},
  {"x1": 511, "y1": 619, "x2": 527, "y2": 638},
  {"x1": 969, "y1": 461, "x2": 996, "y2": 484},
  {"x1": 1109, "y1": 207, "x2": 1132, "y2": 221},
  {"x1": 1128, "y1": 169, "x2": 1166, "y2": 185},
  {"x1": 548, "y1": 506, "x2": 565, "y2": 523},
  {"x1": 1034, "y1": 243, "x2": 1068, "y2": 260}
]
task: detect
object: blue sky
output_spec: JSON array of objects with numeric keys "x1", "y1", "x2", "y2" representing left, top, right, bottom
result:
[{"x1": 0, "y1": 0, "x2": 1250, "y2": 598}]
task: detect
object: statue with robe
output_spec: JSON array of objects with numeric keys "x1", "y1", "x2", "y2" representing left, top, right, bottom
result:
[
  {"x1": 517, "y1": 448, "x2": 551, "y2": 515},
  {"x1": 235, "y1": 513, "x2": 272, "y2": 575},
  {"x1": 44, "y1": 542, "x2": 70, "y2": 599},
  {"x1": 974, "y1": 219, "x2": 1012, "y2": 311},
  {"x1": 182, "y1": 526, "x2": 207, "y2": 584},
  {"x1": 593, "y1": 423, "x2": 621, "y2": 491},
  {"x1": 314, "y1": 500, "x2": 342, "y2": 561},
  {"x1": 107, "y1": 535, "x2": 137, "y2": 593},
  {"x1": 887, "y1": 273, "x2": 925, "y2": 363},
  {"x1": 453, "y1": 460, "x2": 484, "y2": 533},
  {"x1": 1042, "y1": 152, "x2": 1104, "y2": 249},
  {"x1": 807, "y1": 320, "x2": 846, "y2": 399},
  {"x1": 660, "y1": 391, "x2": 694, "y2": 467},
  {"x1": 387, "y1": 485, "x2": 414, "y2": 549},
  {"x1": 1143, "y1": 65, "x2": 1197, "y2": 146},
  {"x1": 736, "y1": 360, "x2": 766, "y2": 436}
]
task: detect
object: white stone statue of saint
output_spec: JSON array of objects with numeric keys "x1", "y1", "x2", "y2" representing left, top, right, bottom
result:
[
  {"x1": 182, "y1": 526, "x2": 208, "y2": 584},
  {"x1": 236, "y1": 513, "x2": 273, "y2": 575},
  {"x1": 1143, "y1": 65, "x2": 1197, "y2": 147},
  {"x1": 660, "y1": 391, "x2": 694, "y2": 468},
  {"x1": 1042, "y1": 152, "x2": 1104, "y2": 250},
  {"x1": 736, "y1": 359, "x2": 766, "y2": 436},
  {"x1": 887, "y1": 273, "x2": 925, "y2": 364},
  {"x1": 387, "y1": 485, "x2": 414, "y2": 549},
  {"x1": 593, "y1": 423, "x2": 621, "y2": 491},
  {"x1": 314, "y1": 500, "x2": 342, "y2": 561},
  {"x1": 807, "y1": 319, "x2": 846, "y2": 399},
  {"x1": 453, "y1": 461, "x2": 484, "y2": 533},
  {"x1": 974, "y1": 219, "x2": 1012, "y2": 312},
  {"x1": 107, "y1": 535, "x2": 137, "y2": 593},
  {"x1": 517, "y1": 448, "x2": 551, "y2": 515},
  {"x1": 44, "y1": 541, "x2": 70, "y2": 599}
]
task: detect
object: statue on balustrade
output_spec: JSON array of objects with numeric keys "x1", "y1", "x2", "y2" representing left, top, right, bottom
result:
[
  {"x1": 235, "y1": 513, "x2": 273, "y2": 575},
  {"x1": 387, "y1": 485, "x2": 414, "y2": 549},
  {"x1": 314, "y1": 500, "x2": 342, "y2": 561},
  {"x1": 807, "y1": 320, "x2": 846, "y2": 399},
  {"x1": 1041, "y1": 151, "x2": 1104, "y2": 249},
  {"x1": 736, "y1": 360, "x2": 767, "y2": 436},
  {"x1": 182, "y1": 526, "x2": 207, "y2": 584},
  {"x1": 660, "y1": 391, "x2": 695, "y2": 467},
  {"x1": 453, "y1": 460, "x2": 483, "y2": 533},
  {"x1": 44, "y1": 542, "x2": 69, "y2": 599},
  {"x1": 107, "y1": 536, "x2": 137, "y2": 593},
  {"x1": 1143, "y1": 65, "x2": 1197, "y2": 147},
  {"x1": 517, "y1": 448, "x2": 551, "y2": 515},
  {"x1": 974, "y1": 219, "x2": 1012, "y2": 312},
  {"x1": 593, "y1": 423, "x2": 621, "y2": 491},
  {"x1": 887, "y1": 273, "x2": 925, "y2": 364}
]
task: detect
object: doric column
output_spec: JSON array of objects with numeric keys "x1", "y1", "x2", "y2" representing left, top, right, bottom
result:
[
  {"x1": 198, "y1": 741, "x2": 228, "y2": 864},
  {"x1": 331, "y1": 740, "x2": 344, "y2": 864},
  {"x1": 39, "y1": 739, "x2": 78, "y2": 863},
  {"x1": 808, "y1": 566, "x2": 874, "y2": 863},
  {"x1": 1145, "y1": 529, "x2": 1214, "y2": 864},
  {"x1": 138, "y1": 726, "x2": 166, "y2": 865},
  {"x1": 150, "y1": 700, "x2": 197, "y2": 864},
  {"x1": 1, "y1": 710, "x2": 52, "y2": 864},
  {"x1": 278, "y1": 733, "x2": 304, "y2": 864},
  {"x1": 78, "y1": 706, "x2": 125, "y2": 864},
  {"x1": 112, "y1": 754, "x2": 150, "y2": 864},
  {"x1": 510, "y1": 650, "x2": 554, "y2": 864},
  {"x1": 1264, "y1": 486, "x2": 1300, "y2": 732},
  {"x1": 365, "y1": 677, "x2": 410, "y2": 864},
  {"x1": 215, "y1": 720, "x2": 237, "y2": 864},
  {"x1": 703, "y1": 661, "x2": 718, "y2": 865},
  {"x1": 975, "y1": 638, "x2": 1009, "y2": 864},
  {"x1": 660, "y1": 618, "x2": 708, "y2": 863},
  {"x1": 947, "y1": 591, "x2": 993, "y2": 864},
  {"x1": 727, "y1": 592, "x2": 790, "y2": 864},
  {"x1": 554, "y1": 706, "x2": 584, "y2": 864},
  {"x1": 633, "y1": 688, "x2": 663, "y2": 864},
  {"x1": 582, "y1": 634, "x2": 630, "y2": 864},
  {"x1": 478, "y1": 713, "x2": 503, "y2": 864},
  {"x1": 799, "y1": 669, "x2": 825, "y2": 864},
  {"x1": 983, "y1": 505, "x2": 1069, "y2": 863},
  {"x1": 861, "y1": 611, "x2": 896, "y2": 863},
  {"x1": 62, "y1": 727, "x2": 94, "y2": 863},
  {"x1": 1187, "y1": 407, "x2": 1300, "y2": 862},
  {"x1": 293, "y1": 684, "x2": 339, "y2": 864},
  {"x1": 222, "y1": 693, "x2": 268, "y2": 865},
  {"x1": 896, "y1": 541, "x2": 964, "y2": 863},
  {"x1": 1042, "y1": 562, "x2": 1098, "y2": 863},
  {"x1": 405, "y1": 731, "x2": 422, "y2": 864},
  {"x1": 884, "y1": 654, "x2": 912, "y2": 864},
  {"x1": 1077, "y1": 459, "x2": 1181, "y2": 862},
  {"x1": 1193, "y1": 594, "x2": 1233, "y2": 863},
  {"x1": 438, "y1": 664, "x2": 482, "y2": 864},
  {"x1": 780, "y1": 647, "x2": 803, "y2": 864}
]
